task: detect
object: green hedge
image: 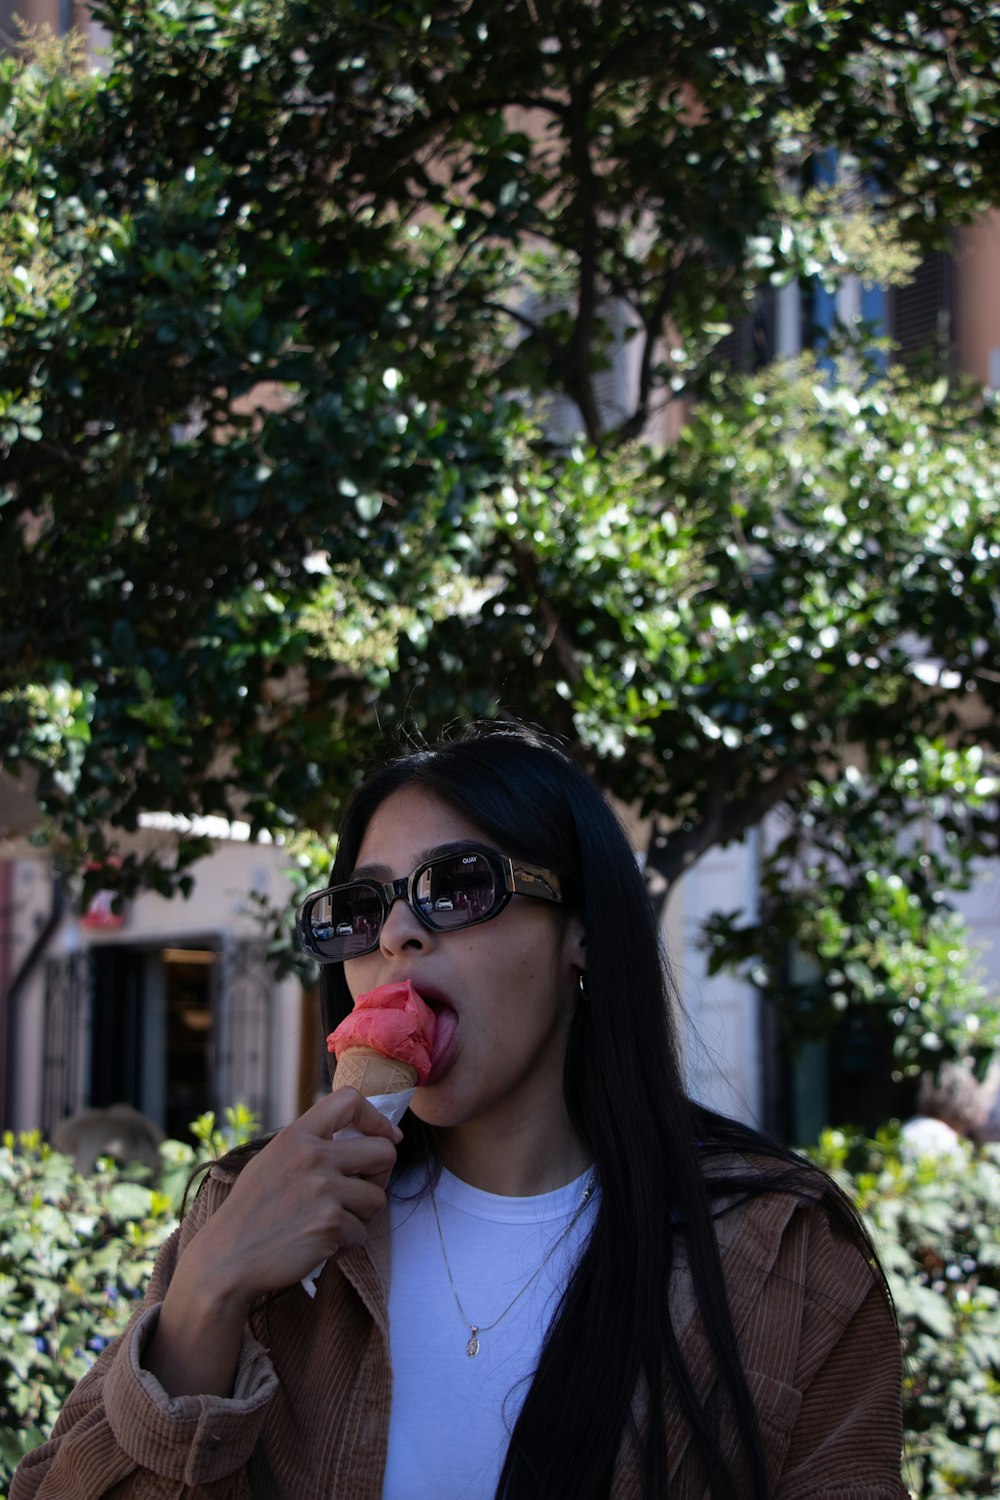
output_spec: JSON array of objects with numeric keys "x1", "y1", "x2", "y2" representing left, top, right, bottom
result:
[
  {"x1": 2, "y1": 1119, "x2": 998, "y2": 1497},
  {"x1": 0, "y1": 1109, "x2": 258, "y2": 1495},
  {"x1": 812, "y1": 1128, "x2": 1000, "y2": 1498}
]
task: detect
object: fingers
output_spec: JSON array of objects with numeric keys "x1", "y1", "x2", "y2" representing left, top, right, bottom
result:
[
  {"x1": 171, "y1": 1091, "x2": 407, "y2": 1308},
  {"x1": 302, "y1": 1085, "x2": 405, "y2": 1145},
  {"x1": 259, "y1": 1109, "x2": 399, "y2": 1196},
  {"x1": 324, "y1": 1174, "x2": 388, "y2": 1250},
  {"x1": 322, "y1": 1129, "x2": 399, "y2": 1184},
  {"x1": 184, "y1": 1127, "x2": 397, "y2": 1305}
]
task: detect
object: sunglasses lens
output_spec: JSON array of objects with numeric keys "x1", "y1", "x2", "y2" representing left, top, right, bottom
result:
[
  {"x1": 415, "y1": 851, "x2": 499, "y2": 929},
  {"x1": 307, "y1": 884, "x2": 383, "y2": 959}
]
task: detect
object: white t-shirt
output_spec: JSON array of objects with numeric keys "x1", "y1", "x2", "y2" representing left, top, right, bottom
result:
[{"x1": 381, "y1": 1163, "x2": 599, "y2": 1500}]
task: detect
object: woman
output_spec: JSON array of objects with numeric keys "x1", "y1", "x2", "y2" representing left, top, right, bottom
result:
[{"x1": 13, "y1": 721, "x2": 907, "y2": 1499}]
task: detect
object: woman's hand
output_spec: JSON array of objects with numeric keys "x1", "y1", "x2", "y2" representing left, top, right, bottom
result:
[{"x1": 144, "y1": 1089, "x2": 401, "y2": 1397}]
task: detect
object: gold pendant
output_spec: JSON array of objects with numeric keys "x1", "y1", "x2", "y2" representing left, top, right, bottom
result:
[{"x1": 466, "y1": 1328, "x2": 480, "y2": 1357}]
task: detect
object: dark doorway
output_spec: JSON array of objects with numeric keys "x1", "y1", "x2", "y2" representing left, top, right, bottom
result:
[
  {"x1": 161, "y1": 947, "x2": 216, "y2": 1140},
  {"x1": 762, "y1": 1001, "x2": 917, "y2": 1146},
  {"x1": 89, "y1": 947, "x2": 145, "y2": 1110},
  {"x1": 87, "y1": 944, "x2": 217, "y2": 1141}
]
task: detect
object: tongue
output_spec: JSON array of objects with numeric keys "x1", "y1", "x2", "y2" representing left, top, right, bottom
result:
[{"x1": 428, "y1": 1006, "x2": 458, "y2": 1076}]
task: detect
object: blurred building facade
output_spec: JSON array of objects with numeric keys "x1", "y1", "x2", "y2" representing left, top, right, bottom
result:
[{"x1": 1, "y1": 811, "x2": 323, "y2": 1138}]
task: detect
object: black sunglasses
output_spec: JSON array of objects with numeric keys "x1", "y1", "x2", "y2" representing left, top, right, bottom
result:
[{"x1": 296, "y1": 843, "x2": 565, "y2": 963}]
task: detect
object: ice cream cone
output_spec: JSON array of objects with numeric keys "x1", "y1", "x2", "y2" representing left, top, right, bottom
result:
[{"x1": 333, "y1": 1047, "x2": 418, "y2": 1096}]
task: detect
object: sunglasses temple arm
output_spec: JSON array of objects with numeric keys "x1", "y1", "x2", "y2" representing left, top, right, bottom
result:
[{"x1": 509, "y1": 864, "x2": 563, "y2": 903}]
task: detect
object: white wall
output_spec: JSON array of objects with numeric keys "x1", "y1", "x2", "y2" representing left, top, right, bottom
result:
[
  {"x1": 666, "y1": 835, "x2": 763, "y2": 1128},
  {"x1": 952, "y1": 859, "x2": 1000, "y2": 994}
]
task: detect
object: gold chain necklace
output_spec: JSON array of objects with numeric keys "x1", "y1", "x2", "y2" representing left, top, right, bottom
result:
[{"x1": 429, "y1": 1171, "x2": 597, "y2": 1358}]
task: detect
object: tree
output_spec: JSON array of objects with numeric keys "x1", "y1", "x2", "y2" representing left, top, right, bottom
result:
[{"x1": 3, "y1": 0, "x2": 1000, "y2": 1076}]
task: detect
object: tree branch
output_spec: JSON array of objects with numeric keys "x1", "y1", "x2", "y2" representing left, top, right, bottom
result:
[{"x1": 646, "y1": 762, "x2": 805, "y2": 892}]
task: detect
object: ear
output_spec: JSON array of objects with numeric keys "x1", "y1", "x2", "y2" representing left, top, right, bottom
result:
[{"x1": 564, "y1": 913, "x2": 586, "y2": 975}]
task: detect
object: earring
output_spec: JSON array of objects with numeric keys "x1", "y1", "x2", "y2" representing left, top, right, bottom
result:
[{"x1": 578, "y1": 971, "x2": 588, "y2": 1001}]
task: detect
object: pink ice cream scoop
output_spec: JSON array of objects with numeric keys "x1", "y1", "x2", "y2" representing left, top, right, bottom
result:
[{"x1": 328, "y1": 979, "x2": 436, "y2": 1093}]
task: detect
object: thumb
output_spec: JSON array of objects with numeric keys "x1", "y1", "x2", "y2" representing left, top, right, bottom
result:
[{"x1": 301, "y1": 1085, "x2": 405, "y2": 1143}]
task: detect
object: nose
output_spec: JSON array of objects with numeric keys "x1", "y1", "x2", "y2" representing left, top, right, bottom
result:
[{"x1": 378, "y1": 891, "x2": 429, "y2": 954}]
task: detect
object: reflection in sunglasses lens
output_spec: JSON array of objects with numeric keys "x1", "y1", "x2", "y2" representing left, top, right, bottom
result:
[
  {"x1": 316, "y1": 887, "x2": 379, "y2": 957},
  {"x1": 421, "y1": 852, "x2": 498, "y2": 928}
]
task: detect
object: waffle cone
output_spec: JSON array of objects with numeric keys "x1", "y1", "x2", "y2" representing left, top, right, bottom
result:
[{"x1": 333, "y1": 1047, "x2": 418, "y2": 1096}]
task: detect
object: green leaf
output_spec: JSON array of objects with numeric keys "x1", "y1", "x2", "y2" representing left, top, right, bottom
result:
[{"x1": 104, "y1": 1182, "x2": 155, "y2": 1221}]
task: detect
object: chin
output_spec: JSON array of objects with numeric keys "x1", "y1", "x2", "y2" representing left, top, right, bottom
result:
[{"x1": 409, "y1": 1083, "x2": 480, "y2": 1133}]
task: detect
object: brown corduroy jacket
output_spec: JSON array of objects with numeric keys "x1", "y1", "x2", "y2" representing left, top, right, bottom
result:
[{"x1": 11, "y1": 1161, "x2": 909, "y2": 1499}]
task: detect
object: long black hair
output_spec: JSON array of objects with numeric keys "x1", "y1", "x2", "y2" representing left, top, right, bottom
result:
[{"x1": 318, "y1": 720, "x2": 888, "y2": 1499}]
